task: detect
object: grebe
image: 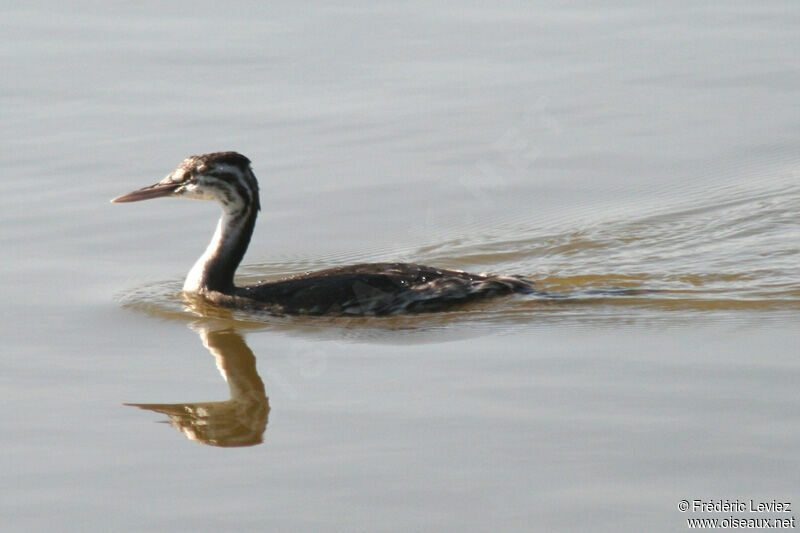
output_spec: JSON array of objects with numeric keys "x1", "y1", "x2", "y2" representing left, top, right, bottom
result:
[{"x1": 112, "y1": 152, "x2": 533, "y2": 315}]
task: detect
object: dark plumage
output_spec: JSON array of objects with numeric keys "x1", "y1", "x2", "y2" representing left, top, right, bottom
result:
[{"x1": 113, "y1": 152, "x2": 534, "y2": 315}]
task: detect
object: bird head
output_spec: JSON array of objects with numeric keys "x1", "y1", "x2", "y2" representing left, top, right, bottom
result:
[{"x1": 112, "y1": 152, "x2": 260, "y2": 212}]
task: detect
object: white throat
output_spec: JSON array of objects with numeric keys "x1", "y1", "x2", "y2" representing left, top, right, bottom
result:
[{"x1": 183, "y1": 211, "x2": 247, "y2": 292}]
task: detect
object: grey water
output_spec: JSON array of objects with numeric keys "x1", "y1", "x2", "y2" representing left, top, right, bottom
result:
[{"x1": 2, "y1": 2, "x2": 799, "y2": 532}]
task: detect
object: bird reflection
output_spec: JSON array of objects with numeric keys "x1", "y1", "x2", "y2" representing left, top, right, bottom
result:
[{"x1": 126, "y1": 325, "x2": 269, "y2": 447}]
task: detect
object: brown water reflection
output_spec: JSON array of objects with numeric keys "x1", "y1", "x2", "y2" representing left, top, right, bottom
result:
[{"x1": 127, "y1": 325, "x2": 269, "y2": 448}]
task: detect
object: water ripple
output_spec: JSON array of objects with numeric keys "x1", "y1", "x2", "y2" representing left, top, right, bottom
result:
[{"x1": 117, "y1": 181, "x2": 800, "y2": 334}]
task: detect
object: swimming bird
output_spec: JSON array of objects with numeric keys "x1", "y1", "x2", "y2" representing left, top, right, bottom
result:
[{"x1": 112, "y1": 152, "x2": 533, "y2": 315}]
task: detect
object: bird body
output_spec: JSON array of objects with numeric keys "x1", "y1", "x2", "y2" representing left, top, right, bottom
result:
[{"x1": 113, "y1": 152, "x2": 533, "y2": 315}]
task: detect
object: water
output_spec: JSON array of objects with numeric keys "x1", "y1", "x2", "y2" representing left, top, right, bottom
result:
[{"x1": 2, "y1": 2, "x2": 799, "y2": 532}]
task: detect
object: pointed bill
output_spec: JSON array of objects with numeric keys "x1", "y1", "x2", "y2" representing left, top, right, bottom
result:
[{"x1": 111, "y1": 181, "x2": 183, "y2": 203}]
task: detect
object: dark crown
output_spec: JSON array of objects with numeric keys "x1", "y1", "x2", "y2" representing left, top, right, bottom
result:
[{"x1": 186, "y1": 151, "x2": 260, "y2": 212}]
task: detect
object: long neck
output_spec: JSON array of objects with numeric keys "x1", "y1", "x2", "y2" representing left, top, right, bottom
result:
[{"x1": 183, "y1": 206, "x2": 257, "y2": 293}]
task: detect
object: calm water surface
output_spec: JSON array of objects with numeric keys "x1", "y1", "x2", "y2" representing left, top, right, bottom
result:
[{"x1": 2, "y1": 2, "x2": 799, "y2": 532}]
